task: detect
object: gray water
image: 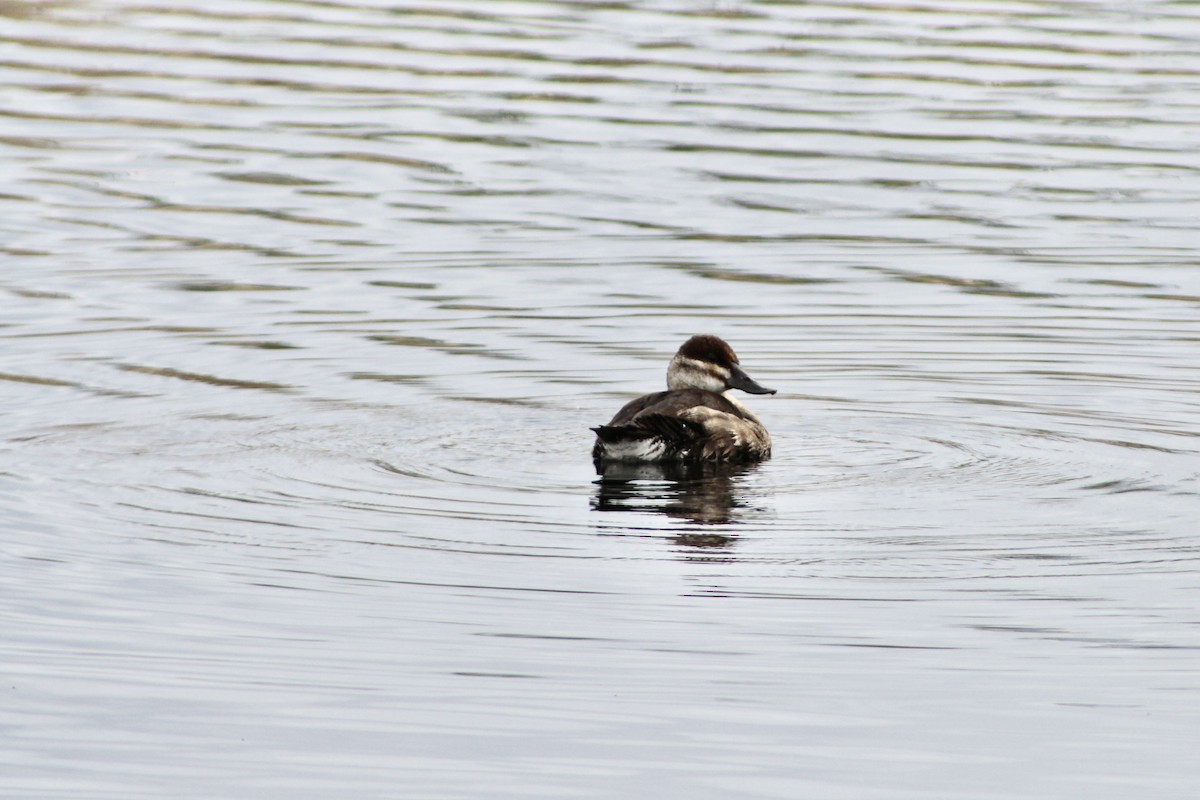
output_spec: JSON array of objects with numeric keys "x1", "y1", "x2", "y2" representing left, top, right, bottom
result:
[{"x1": 3, "y1": 1, "x2": 1200, "y2": 797}]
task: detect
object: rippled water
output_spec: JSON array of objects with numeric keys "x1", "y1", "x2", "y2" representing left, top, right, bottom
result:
[{"x1": 4, "y1": 1, "x2": 1200, "y2": 797}]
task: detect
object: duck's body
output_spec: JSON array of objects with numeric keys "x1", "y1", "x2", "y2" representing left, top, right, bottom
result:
[{"x1": 592, "y1": 335, "x2": 775, "y2": 464}]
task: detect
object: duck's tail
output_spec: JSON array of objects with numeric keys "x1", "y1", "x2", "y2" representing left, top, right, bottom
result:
[{"x1": 591, "y1": 414, "x2": 705, "y2": 462}]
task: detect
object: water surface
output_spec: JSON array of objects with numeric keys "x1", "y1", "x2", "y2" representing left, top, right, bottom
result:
[{"x1": 3, "y1": 1, "x2": 1200, "y2": 798}]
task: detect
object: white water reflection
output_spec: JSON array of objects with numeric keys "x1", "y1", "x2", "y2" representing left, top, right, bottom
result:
[{"x1": 3, "y1": 1, "x2": 1200, "y2": 798}]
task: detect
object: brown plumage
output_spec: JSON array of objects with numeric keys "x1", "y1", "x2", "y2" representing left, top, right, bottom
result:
[{"x1": 591, "y1": 335, "x2": 775, "y2": 464}]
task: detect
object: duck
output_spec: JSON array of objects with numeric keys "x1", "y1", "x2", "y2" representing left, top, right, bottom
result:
[{"x1": 592, "y1": 334, "x2": 776, "y2": 464}]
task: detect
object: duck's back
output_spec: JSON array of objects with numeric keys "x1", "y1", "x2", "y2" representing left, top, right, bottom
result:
[
  {"x1": 604, "y1": 389, "x2": 747, "y2": 427},
  {"x1": 592, "y1": 389, "x2": 770, "y2": 462}
]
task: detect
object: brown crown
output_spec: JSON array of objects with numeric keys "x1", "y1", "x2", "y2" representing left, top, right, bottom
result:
[{"x1": 676, "y1": 334, "x2": 738, "y2": 367}]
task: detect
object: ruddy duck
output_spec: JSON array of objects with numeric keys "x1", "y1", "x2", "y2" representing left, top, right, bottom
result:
[{"x1": 592, "y1": 334, "x2": 776, "y2": 463}]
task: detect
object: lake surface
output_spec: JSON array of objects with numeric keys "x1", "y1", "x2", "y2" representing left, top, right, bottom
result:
[{"x1": 3, "y1": 1, "x2": 1200, "y2": 797}]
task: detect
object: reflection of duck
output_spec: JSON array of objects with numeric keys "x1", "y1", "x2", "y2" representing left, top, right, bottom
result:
[
  {"x1": 591, "y1": 459, "x2": 761, "y2": 528},
  {"x1": 591, "y1": 335, "x2": 776, "y2": 464}
]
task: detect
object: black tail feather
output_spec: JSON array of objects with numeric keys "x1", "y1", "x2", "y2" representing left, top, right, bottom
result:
[{"x1": 592, "y1": 413, "x2": 704, "y2": 447}]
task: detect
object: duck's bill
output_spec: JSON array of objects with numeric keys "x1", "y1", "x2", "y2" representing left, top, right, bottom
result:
[{"x1": 727, "y1": 364, "x2": 776, "y2": 395}]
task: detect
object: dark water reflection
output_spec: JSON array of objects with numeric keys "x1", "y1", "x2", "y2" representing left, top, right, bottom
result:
[
  {"x1": 4, "y1": 0, "x2": 1200, "y2": 798},
  {"x1": 592, "y1": 458, "x2": 763, "y2": 529}
]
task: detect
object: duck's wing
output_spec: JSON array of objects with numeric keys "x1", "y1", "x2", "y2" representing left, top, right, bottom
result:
[
  {"x1": 604, "y1": 389, "x2": 744, "y2": 425},
  {"x1": 678, "y1": 405, "x2": 770, "y2": 461}
]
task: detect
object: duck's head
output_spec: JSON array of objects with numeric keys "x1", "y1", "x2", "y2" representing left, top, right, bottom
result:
[{"x1": 666, "y1": 334, "x2": 776, "y2": 395}]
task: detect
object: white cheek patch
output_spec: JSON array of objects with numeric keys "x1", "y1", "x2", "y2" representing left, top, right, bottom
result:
[{"x1": 673, "y1": 358, "x2": 727, "y2": 393}]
